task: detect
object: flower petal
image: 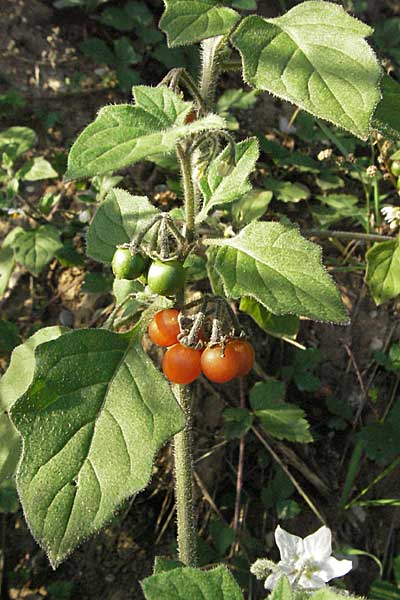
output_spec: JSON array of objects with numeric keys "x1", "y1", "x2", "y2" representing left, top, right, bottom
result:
[
  {"x1": 317, "y1": 556, "x2": 353, "y2": 582},
  {"x1": 298, "y1": 572, "x2": 326, "y2": 589},
  {"x1": 303, "y1": 526, "x2": 332, "y2": 561},
  {"x1": 275, "y1": 525, "x2": 303, "y2": 562}
]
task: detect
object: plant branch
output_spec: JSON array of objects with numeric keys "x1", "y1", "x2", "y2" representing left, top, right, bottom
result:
[
  {"x1": 172, "y1": 384, "x2": 198, "y2": 567},
  {"x1": 303, "y1": 230, "x2": 393, "y2": 243}
]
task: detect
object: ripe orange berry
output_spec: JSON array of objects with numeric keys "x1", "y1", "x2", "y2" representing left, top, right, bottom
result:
[
  {"x1": 148, "y1": 309, "x2": 180, "y2": 347},
  {"x1": 200, "y1": 343, "x2": 239, "y2": 383},
  {"x1": 162, "y1": 343, "x2": 202, "y2": 384}
]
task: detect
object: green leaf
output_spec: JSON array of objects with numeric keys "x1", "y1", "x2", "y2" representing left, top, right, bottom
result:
[
  {"x1": 250, "y1": 381, "x2": 312, "y2": 442},
  {"x1": 0, "y1": 327, "x2": 65, "y2": 483},
  {"x1": 373, "y1": 75, "x2": 400, "y2": 141},
  {"x1": 19, "y1": 157, "x2": 58, "y2": 181},
  {"x1": 365, "y1": 239, "x2": 400, "y2": 305},
  {"x1": 210, "y1": 519, "x2": 235, "y2": 556},
  {"x1": 270, "y1": 576, "x2": 293, "y2": 600},
  {"x1": 113, "y1": 37, "x2": 141, "y2": 65},
  {"x1": 160, "y1": 0, "x2": 239, "y2": 48},
  {"x1": 231, "y1": 2, "x2": 381, "y2": 139},
  {"x1": 113, "y1": 278, "x2": 143, "y2": 319},
  {"x1": 0, "y1": 320, "x2": 21, "y2": 356},
  {"x1": 80, "y1": 37, "x2": 115, "y2": 65},
  {"x1": 153, "y1": 557, "x2": 183, "y2": 574},
  {"x1": 81, "y1": 272, "x2": 113, "y2": 295},
  {"x1": 0, "y1": 478, "x2": 19, "y2": 513},
  {"x1": 10, "y1": 225, "x2": 62, "y2": 276},
  {"x1": 312, "y1": 194, "x2": 366, "y2": 228},
  {"x1": 232, "y1": 189, "x2": 272, "y2": 225},
  {"x1": 217, "y1": 89, "x2": 259, "y2": 113},
  {"x1": 141, "y1": 565, "x2": 244, "y2": 600},
  {"x1": 368, "y1": 580, "x2": 400, "y2": 600},
  {"x1": 87, "y1": 188, "x2": 159, "y2": 263},
  {"x1": 223, "y1": 407, "x2": 253, "y2": 439},
  {"x1": 10, "y1": 325, "x2": 185, "y2": 567},
  {"x1": 0, "y1": 126, "x2": 37, "y2": 157},
  {"x1": 239, "y1": 297, "x2": 299, "y2": 339},
  {"x1": 206, "y1": 221, "x2": 348, "y2": 323},
  {"x1": 357, "y1": 400, "x2": 400, "y2": 464},
  {"x1": 0, "y1": 228, "x2": 23, "y2": 297},
  {"x1": 261, "y1": 465, "x2": 294, "y2": 509},
  {"x1": 65, "y1": 85, "x2": 225, "y2": 181},
  {"x1": 263, "y1": 177, "x2": 310, "y2": 203},
  {"x1": 197, "y1": 138, "x2": 259, "y2": 222}
]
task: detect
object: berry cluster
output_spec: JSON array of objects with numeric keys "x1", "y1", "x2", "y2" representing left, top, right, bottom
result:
[
  {"x1": 112, "y1": 248, "x2": 185, "y2": 296},
  {"x1": 148, "y1": 309, "x2": 255, "y2": 385}
]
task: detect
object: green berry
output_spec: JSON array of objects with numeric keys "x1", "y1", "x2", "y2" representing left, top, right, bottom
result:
[
  {"x1": 147, "y1": 259, "x2": 185, "y2": 296},
  {"x1": 392, "y1": 160, "x2": 400, "y2": 177},
  {"x1": 112, "y1": 248, "x2": 146, "y2": 280}
]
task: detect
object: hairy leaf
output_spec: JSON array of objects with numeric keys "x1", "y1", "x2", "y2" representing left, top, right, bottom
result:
[
  {"x1": 231, "y1": 2, "x2": 381, "y2": 139},
  {"x1": 66, "y1": 85, "x2": 225, "y2": 180},
  {"x1": 0, "y1": 327, "x2": 65, "y2": 483},
  {"x1": 240, "y1": 297, "x2": 300, "y2": 339},
  {"x1": 141, "y1": 565, "x2": 244, "y2": 600},
  {"x1": 270, "y1": 576, "x2": 293, "y2": 600},
  {"x1": 206, "y1": 221, "x2": 348, "y2": 323},
  {"x1": 160, "y1": 0, "x2": 239, "y2": 47},
  {"x1": 87, "y1": 188, "x2": 159, "y2": 263},
  {"x1": 10, "y1": 225, "x2": 62, "y2": 277},
  {"x1": 10, "y1": 326, "x2": 184, "y2": 567},
  {"x1": 0, "y1": 126, "x2": 37, "y2": 157},
  {"x1": 365, "y1": 239, "x2": 400, "y2": 305},
  {"x1": 197, "y1": 138, "x2": 259, "y2": 222}
]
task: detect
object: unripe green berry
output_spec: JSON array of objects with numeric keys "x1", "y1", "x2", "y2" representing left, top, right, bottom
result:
[
  {"x1": 147, "y1": 259, "x2": 185, "y2": 296},
  {"x1": 112, "y1": 248, "x2": 146, "y2": 280},
  {"x1": 392, "y1": 160, "x2": 400, "y2": 177}
]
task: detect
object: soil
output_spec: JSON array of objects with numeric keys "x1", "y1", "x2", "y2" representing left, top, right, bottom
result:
[{"x1": 1, "y1": 1, "x2": 399, "y2": 599}]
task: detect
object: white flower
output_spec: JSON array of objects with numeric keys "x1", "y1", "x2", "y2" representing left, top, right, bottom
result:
[
  {"x1": 381, "y1": 205, "x2": 400, "y2": 230},
  {"x1": 264, "y1": 525, "x2": 353, "y2": 591}
]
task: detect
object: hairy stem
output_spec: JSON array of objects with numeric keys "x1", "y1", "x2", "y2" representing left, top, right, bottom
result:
[
  {"x1": 172, "y1": 384, "x2": 198, "y2": 567},
  {"x1": 176, "y1": 144, "x2": 196, "y2": 243},
  {"x1": 303, "y1": 230, "x2": 393, "y2": 243}
]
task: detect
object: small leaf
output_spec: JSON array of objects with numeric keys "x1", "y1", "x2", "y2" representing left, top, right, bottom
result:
[
  {"x1": 141, "y1": 565, "x2": 244, "y2": 600},
  {"x1": 263, "y1": 177, "x2": 310, "y2": 203},
  {"x1": 113, "y1": 278, "x2": 143, "y2": 319},
  {"x1": 10, "y1": 325, "x2": 185, "y2": 567},
  {"x1": 65, "y1": 85, "x2": 225, "y2": 180},
  {"x1": 232, "y1": 189, "x2": 272, "y2": 225},
  {"x1": 0, "y1": 326, "x2": 65, "y2": 483},
  {"x1": 357, "y1": 400, "x2": 400, "y2": 463},
  {"x1": 210, "y1": 519, "x2": 236, "y2": 556},
  {"x1": 223, "y1": 407, "x2": 253, "y2": 439},
  {"x1": 80, "y1": 37, "x2": 115, "y2": 65},
  {"x1": 231, "y1": 3, "x2": 382, "y2": 139},
  {"x1": 19, "y1": 157, "x2": 58, "y2": 181},
  {"x1": 153, "y1": 557, "x2": 183, "y2": 574},
  {"x1": 160, "y1": 0, "x2": 239, "y2": 48},
  {"x1": 10, "y1": 225, "x2": 62, "y2": 276},
  {"x1": 0, "y1": 126, "x2": 37, "y2": 157},
  {"x1": 87, "y1": 188, "x2": 159, "y2": 263},
  {"x1": 365, "y1": 239, "x2": 400, "y2": 305},
  {"x1": 239, "y1": 297, "x2": 300, "y2": 339},
  {"x1": 197, "y1": 138, "x2": 259, "y2": 222},
  {"x1": 206, "y1": 221, "x2": 348, "y2": 323},
  {"x1": 250, "y1": 382, "x2": 312, "y2": 442}
]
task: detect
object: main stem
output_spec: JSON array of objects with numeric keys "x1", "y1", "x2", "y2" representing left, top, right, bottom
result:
[
  {"x1": 172, "y1": 36, "x2": 223, "y2": 567},
  {"x1": 172, "y1": 384, "x2": 198, "y2": 567}
]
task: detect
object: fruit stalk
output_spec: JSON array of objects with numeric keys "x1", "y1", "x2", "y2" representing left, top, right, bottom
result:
[{"x1": 172, "y1": 384, "x2": 198, "y2": 567}]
